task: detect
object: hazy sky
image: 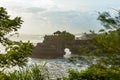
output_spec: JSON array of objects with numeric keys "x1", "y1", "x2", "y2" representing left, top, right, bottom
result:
[{"x1": 0, "y1": 0, "x2": 120, "y2": 35}]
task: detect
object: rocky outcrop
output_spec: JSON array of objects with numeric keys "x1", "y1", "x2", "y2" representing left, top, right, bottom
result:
[
  {"x1": 31, "y1": 35, "x2": 92, "y2": 58},
  {"x1": 31, "y1": 35, "x2": 65, "y2": 58}
]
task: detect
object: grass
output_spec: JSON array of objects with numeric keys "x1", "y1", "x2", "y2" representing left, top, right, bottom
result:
[{"x1": 8, "y1": 64, "x2": 49, "y2": 80}]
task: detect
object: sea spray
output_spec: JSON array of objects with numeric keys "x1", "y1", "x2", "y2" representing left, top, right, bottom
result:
[{"x1": 64, "y1": 48, "x2": 72, "y2": 58}]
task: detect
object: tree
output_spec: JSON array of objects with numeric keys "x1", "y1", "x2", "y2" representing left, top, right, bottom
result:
[
  {"x1": 93, "y1": 10, "x2": 120, "y2": 54},
  {"x1": 89, "y1": 10, "x2": 120, "y2": 67},
  {"x1": 98, "y1": 11, "x2": 120, "y2": 30},
  {"x1": 0, "y1": 7, "x2": 23, "y2": 46},
  {"x1": 0, "y1": 7, "x2": 34, "y2": 69},
  {"x1": 60, "y1": 10, "x2": 120, "y2": 80},
  {"x1": 55, "y1": 31, "x2": 75, "y2": 48}
]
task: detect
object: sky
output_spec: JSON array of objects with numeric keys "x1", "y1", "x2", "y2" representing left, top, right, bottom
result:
[{"x1": 0, "y1": 0, "x2": 120, "y2": 35}]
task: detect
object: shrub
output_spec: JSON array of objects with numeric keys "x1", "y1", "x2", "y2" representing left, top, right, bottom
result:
[
  {"x1": 9, "y1": 64, "x2": 49, "y2": 80},
  {"x1": 61, "y1": 64, "x2": 120, "y2": 80}
]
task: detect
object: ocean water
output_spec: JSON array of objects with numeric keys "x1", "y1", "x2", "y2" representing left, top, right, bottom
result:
[
  {"x1": 8, "y1": 34, "x2": 44, "y2": 43},
  {"x1": 0, "y1": 34, "x2": 88, "y2": 79},
  {"x1": 0, "y1": 34, "x2": 44, "y2": 53}
]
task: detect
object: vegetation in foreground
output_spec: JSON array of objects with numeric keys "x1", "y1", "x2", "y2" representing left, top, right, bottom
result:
[
  {"x1": 58, "y1": 65, "x2": 120, "y2": 80},
  {"x1": 0, "y1": 7, "x2": 34, "y2": 69},
  {"x1": 9, "y1": 64, "x2": 49, "y2": 80},
  {"x1": 0, "y1": 64, "x2": 49, "y2": 80}
]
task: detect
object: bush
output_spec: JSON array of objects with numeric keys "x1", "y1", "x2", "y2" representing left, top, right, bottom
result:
[
  {"x1": 9, "y1": 64, "x2": 49, "y2": 80},
  {"x1": 61, "y1": 64, "x2": 120, "y2": 80}
]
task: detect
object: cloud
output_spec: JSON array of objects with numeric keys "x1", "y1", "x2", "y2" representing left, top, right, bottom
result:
[
  {"x1": 25, "y1": 7, "x2": 47, "y2": 13},
  {"x1": 18, "y1": 10, "x2": 102, "y2": 34},
  {"x1": 54, "y1": 0, "x2": 120, "y2": 12},
  {"x1": 37, "y1": 10, "x2": 101, "y2": 33},
  {"x1": 0, "y1": 0, "x2": 120, "y2": 34}
]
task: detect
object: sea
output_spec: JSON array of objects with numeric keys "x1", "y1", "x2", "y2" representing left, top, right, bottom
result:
[{"x1": 0, "y1": 34, "x2": 88, "y2": 79}]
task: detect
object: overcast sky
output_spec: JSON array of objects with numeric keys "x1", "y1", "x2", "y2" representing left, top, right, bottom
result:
[{"x1": 0, "y1": 0, "x2": 120, "y2": 35}]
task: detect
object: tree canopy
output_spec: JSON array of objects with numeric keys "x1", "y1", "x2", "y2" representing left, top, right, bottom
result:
[
  {"x1": 87, "y1": 10, "x2": 120, "y2": 67},
  {"x1": 98, "y1": 11, "x2": 120, "y2": 30},
  {"x1": 54, "y1": 31, "x2": 75, "y2": 48},
  {"x1": 0, "y1": 7, "x2": 34, "y2": 69},
  {"x1": 0, "y1": 7, "x2": 23, "y2": 46}
]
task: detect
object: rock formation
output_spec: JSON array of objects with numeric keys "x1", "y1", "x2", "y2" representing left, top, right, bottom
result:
[
  {"x1": 31, "y1": 35, "x2": 65, "y2": 58},
  {"x1": 31, "y1": 31, "x2": 92, "y2": 58},
  {"x1": 32, "y1": 37, "x2": 92, "y2": 58}
]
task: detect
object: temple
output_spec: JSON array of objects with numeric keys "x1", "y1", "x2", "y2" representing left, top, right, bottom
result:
[{"x1": 31, "y1": 31, "x2": 92, "y2": 58}]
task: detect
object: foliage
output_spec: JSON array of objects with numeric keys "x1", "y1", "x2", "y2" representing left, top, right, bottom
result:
[
  {"x1": 9, "y1": 64, "x2": 49, "y2": 80},
  {"x1": 0, "y1": 41, "x2": 34, "y2": 68},
  {"x1": 0, "y1": 72, "x2": 9, "y2": 80},
  {"x1": 90, "y1": 11, "x2": 120, "y2": 67},
  {"x1": 78, "y1": 10, "x2": 120, "y2": 67},
  {"x1": 0, "y1": 64, "x2": 49, "y2": 80},
  {"x1": 77, "y1": 46, "x2": 91, "y2": 55},
  {"x1": 92, "y1": 11, "x2": 120, "y2": 54},
  {"x1": 71, "y1": 10, "x2": 120, "y2": 80},
  {"x1": 91, "y1": 29, "x2": 120, "y2": 55},
  {"x1": 80, "y1": 11, "x2": 120, "y2": 56},
  {"x1": 0, "y1": 7, "x2": 34, "y2": 68},
  {"x1": 0, "y1": 7, "x2": 23, "y2": 46},
  {"x1": 60, "y1": 64, "x2": 120, "y2": 80},
  {"x1": 98, "y1": 11, "x2": 120, "y2": 30},
  {"x1": 55, "y1": 31, "x2": 75, "y2": 48}
]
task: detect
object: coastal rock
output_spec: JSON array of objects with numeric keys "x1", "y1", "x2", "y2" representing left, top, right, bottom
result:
[{"x1": 31, "y1": 34, "x2": 92, "y2": 58}]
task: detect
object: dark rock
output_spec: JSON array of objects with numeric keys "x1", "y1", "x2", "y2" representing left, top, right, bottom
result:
[{"x1": 31, "y1": 35, "x2": 92, "y2": 58}]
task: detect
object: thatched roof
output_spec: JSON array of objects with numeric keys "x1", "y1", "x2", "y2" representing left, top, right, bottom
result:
[{"x1": 53, "y1": 31, "x2": 61, "y2": 35}]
